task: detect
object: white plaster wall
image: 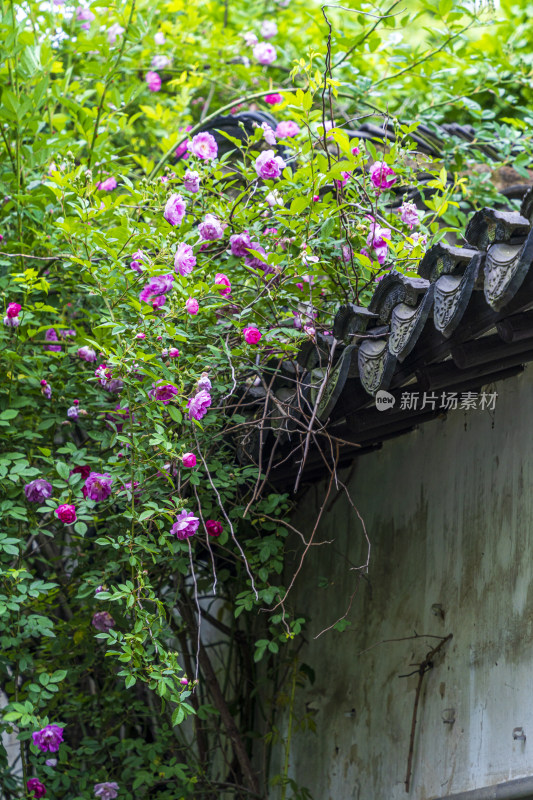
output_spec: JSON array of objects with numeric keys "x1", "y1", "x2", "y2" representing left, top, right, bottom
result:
[{"x1": 278, "y1": 364, "x2": 533, "y2": 800}]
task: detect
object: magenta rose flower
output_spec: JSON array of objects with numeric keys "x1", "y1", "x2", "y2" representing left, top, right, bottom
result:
[
  {"x1": 45, "y1": 328, "x2": 61, "y2": 352},
  {"x1": 206, "y1": 520, "x2": 223, "y2": 537},
  {"x1": 229, "y1": 232, "x2": 252, "y2": 257},
  {"x1": 164, "y1": 193, "x2": 186, "y2": 226},
  {"x1": 174, "y1": 243, "x2": 196, "y2": 276},
  {"x1": 170, "y1": 510, "x2": 200, "y2": 539},
  {"x1": 185, "y1": 298, "x2": 199, "y2": 315},
  {"x1": 84, "y1": 472, "x2": 113, "y2": 502},
  {"x1": 183, "y1": 169, "x2": 200, "y2": 192},
  {"x1": 253, "y1": 42, "x2": 277, "y2": 65},
  {"x1": 149, "y1": 381, "x2": 179, "y2": 404},
  {"x1": 27, "y1": 778, "x2": 47, "y2": 798},
  {"x1": 255, "y1": 150, "x2": 285, "y2": 180},
  {"x1": 189, "y1": 132, "x2": 218, "y2": 160},
  {"x1": 369, "y1": 161, "x2": 396, "y2": 190},
  {"x1": 399, "y1": 201, "x2": 419, "y2": 230},
  {"x1": 243, "y1": 326, "x2": 262, "y2": 344},
  {"x1": 32, "y1": 724, "x2": 64, "y2": 753},
  {"x1": 24, "y1": 478, "x2": 53, "y2": 503},
  {"x1": 55, "y1": 504, "x2": 77, "y2": 524},
  {"x1": 6, "y1": 302, "x2": 21, "y2": 318},
  {"x1": 275, "y1": 120, "x2": 300, "y2": 138},
  {"x1": 214, "y1": 273, "x2": 231, "y2": 297},
  {"x1": 145, "y1": 71, "x2": 161, "y2": 91},
  {"x1": 182, "y1": 452, "x2": 196, "y2": 468},
  {"x1": 187, "y1": 390, "x2": 212, "y2": 420},
  {"x1": 92, "y1": 611, "x2": 115, "y2": 632},
  {"x1": 264, "y1": 93, "x2": 283, "y2": 105},
  {"x1": 94, "y1": 782, "x2": 119, "y2": 800},
  {"x1": 198, "y1": 214, "x2": 224, "y2": 241}
]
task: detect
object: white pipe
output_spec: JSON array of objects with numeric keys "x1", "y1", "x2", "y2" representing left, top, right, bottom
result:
[{"x1": 437, "y1": 777, "x2": 533, "y2": 800}]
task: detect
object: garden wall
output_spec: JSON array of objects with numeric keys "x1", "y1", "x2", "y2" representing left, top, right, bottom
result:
[{"x1": 277, "y1": 364, "x2": 533, "y2": 799}]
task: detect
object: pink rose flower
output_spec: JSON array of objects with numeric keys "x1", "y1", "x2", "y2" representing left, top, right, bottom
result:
[
  {"x1": 97, "y1": 177, "x2": 117, "y2": 191},
  {"x1": 253, "y1": 42, "x2": 277, "y2": 65},
  {"x1": 78, "y1": 345, "x2": 96, "y2": 361},
  {"x1": 261, "y1": 123, "x2": 277, "y2": 146},
  {"x1": 174, "y1": 242, "x2": 196, "y2": 275},
  {"x1": 170, "y1": 510, "x2": 199, "y2": 539},
  {"x1": 214, "y1": 273, "x2": 231, "y2": 296},
  {"x1": 265, "y1": 190, "x2": 283, "y2": 206},
  {"x1": 189, "y1": 132, "x2": 218, "y2": 160},
  {"x1": 139, "y1": 274, "x2": 174, "y2": 304},
  {"x1": 399, "y1": 201, "x2": 419, "y2": 230},
  {"x1": 187, "y1": 390, "x2": 212, "y2": 420},
  {"x1": 84, "y1": 472, "x2": 113, "y2": 502},
  {"x1": 94, "y1": 782, "x2": 119, "y2": 800},
  {"x1": 185, "y1": 298, "x2": 199, "y2": 314},
  {"x1": 76, "y1": 6, "x2": 95, "y2": 28},
  {"x1": 199, "y1": 214, "x2": 224, "y2": 240},
  {"x1": 154, "y1": 31, "x2": 165, "y2": 44},
  {"x1": 229, "y1": 232, "x2": 252, "y2": 257},
  {"x1": 261, "y1": 20, "x2": 278, "y2": 39},
  {"x1": 92, "y1": 611, "x2": 115, "y2": 632},
  {"x1": 275, "y1": 120, "x2": 300, "y2": 138},
  {"x1": 164, "y1": 193, "x2": 186, "y2": 226},
  {"x1": 45, "y1": 328, "x2": 61, "y2": 352},
  {"x1": 369, "y1": 161, "x2": 396, "y2": 190},
  {"x1": 197, "y1": 373, "x2": 211, "y2": 391},
  {"x1": 3, "y1": 315, "x2": 19, "y2": 328},
  {"x1": 55, "y1": 504, "x2": 77, "y2": 524},
  {"x1": 183, "y1": 170, "x2": 200, "y2": 192},
  {"x1": 107, "y1": 23, "x2": 124, "y2": 44},
  {"x1": 182, "y1": 452, "x2": 197, "y2": 468},
  {"x1": 366, "y1": 219, "x2": 391, "y2": 265},
  {"x1": 244, "y1": 242, "x2": 269, "y2": 271},
  {"x1": 255, "y1": 150, "x2": 285, "y2": 180},
  {"x1": 145, "y1": 71, "x2": 161, "y2": 92},
  {"x1": 243, "y1": 326, "x2": 262, "y2": 344},
  {"x1": 243, "y1": 31, "x2": 258, "y2": 46},
  {"x1": 152, "y1": 54, "x2": 171, "y2": 70}
]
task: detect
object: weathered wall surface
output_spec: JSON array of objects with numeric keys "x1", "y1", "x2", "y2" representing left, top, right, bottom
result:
[{"x1": 279, "y1": 366, "x2": 533, "y2": 800}]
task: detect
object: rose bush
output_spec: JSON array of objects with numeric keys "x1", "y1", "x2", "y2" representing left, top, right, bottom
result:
[{"x1": 1, "y1": 0, "x2": 533, "y2": 798}]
